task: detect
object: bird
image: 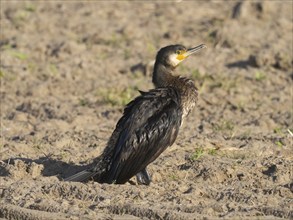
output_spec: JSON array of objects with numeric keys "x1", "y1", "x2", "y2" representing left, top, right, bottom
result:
[{"x1": 65, "y1": 44, "x2": 206, "y2": 185}]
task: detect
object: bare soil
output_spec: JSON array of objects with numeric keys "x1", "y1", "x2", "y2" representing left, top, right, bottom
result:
[{"x1": 0, "y1": 1, "x2": 292, "y2": 219}]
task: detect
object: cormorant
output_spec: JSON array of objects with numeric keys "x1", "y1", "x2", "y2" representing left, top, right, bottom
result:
[{"x1": 65, "y1": 44, "x2": 206, "y2": 185}]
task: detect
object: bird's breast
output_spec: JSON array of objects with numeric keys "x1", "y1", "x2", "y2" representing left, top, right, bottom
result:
[{"x1": 174, "y1": 77, "x2": 198, "y2": 118}]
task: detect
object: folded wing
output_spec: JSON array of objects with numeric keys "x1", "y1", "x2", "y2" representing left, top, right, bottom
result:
[{"x1": 100, "y1": 87, "x2": 183, "y2": 184}]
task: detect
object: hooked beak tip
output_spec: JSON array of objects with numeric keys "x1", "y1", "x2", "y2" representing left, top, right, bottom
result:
[{"x1": 186, "y1": 44, "x2": 207, "y2": 56}]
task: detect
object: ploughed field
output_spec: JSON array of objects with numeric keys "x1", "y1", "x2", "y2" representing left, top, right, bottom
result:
[{"x1": 0, "y1": 1, "x2": 292, "y2": 219}]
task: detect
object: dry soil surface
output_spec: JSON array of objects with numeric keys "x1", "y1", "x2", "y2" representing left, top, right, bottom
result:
[{"x1": 0, "y1": 1, "x2": 292, "y2": 220}]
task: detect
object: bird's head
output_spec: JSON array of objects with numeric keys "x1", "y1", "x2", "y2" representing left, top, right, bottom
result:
[{"x1": 156, "y1": 44, "x2": 206, "y2": 68}]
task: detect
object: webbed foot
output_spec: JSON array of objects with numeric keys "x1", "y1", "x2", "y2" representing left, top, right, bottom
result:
[{"x1": 136, "y1": 168, "x2": 151, "y2": 185}]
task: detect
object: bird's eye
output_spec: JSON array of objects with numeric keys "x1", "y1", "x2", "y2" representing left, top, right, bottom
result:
[{"x1": 176, "y1": 50, "x2": 181, "y2": 55}]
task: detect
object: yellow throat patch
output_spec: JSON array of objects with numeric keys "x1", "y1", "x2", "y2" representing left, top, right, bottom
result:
[{"x1": 176, "y1": 54, "x2": 186, "y2": 61}]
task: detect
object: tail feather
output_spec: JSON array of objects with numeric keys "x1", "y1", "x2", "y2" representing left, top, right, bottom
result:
[{"x1": 64, "y1": 170, "x2": 96, "y2": 182}]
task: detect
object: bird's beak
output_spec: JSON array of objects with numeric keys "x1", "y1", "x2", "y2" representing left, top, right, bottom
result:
[
  {"x1": 185, "y1": 44, "x2": 207, "y2": 57},
  {"x1": 176, "y1": 44, "x2": 206, "y2": 61}
]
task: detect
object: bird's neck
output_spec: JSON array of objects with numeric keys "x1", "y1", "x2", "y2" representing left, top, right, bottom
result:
[{"x1": 152, "y1": 62, "x2": 176, "y2": 88}]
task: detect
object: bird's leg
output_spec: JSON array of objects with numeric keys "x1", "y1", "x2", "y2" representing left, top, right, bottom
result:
[{"x1": 136, "y1": 168, "x2": 151, "y2": 185}]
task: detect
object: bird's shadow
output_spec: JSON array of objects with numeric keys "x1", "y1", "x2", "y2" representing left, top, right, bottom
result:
[{"x1": 0, "y1": 156, "x2": 92, "y2": 180}]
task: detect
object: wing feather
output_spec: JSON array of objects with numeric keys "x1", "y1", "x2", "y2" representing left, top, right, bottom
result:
[{"x1": 101, "y1": 87, "x2": 182, "y2": 184}]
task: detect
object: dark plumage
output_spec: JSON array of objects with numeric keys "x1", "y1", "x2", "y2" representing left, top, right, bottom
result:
[{"x1": 65, "y1": 44, "x2": 206, "y2": 185}]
